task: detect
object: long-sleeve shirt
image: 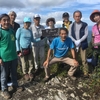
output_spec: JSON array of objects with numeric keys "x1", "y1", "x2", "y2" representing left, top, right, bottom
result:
[
  {"x1": 16, "y1": 27, "x2": 35, "y2": 51},
  {"x1": 30, "y1": 24, "x2": 46, "y2": 46},
  {"x1": 69, "y1": 22, "x2": 88, "y2": 43}
]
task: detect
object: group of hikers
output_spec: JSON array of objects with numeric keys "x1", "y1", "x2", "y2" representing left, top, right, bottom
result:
[{"x1": 0, "y1": 9, "x2": 100, "y2": 99}]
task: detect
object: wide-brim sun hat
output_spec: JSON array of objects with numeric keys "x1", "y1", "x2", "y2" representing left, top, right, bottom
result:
[
  {"x1": 24, "y1": 17, "x2": 31, "y2": 23},
  {"x1": 46, "y1": 17, "x2": 55, "y2": 26},
  {"x1": 90, "y1": 10, "x2": 100, "y2": 22}
]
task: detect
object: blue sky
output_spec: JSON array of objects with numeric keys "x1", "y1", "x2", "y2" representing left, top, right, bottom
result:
[{"x1": 0, "y1": 0, "x2": 100, "y2": 29}]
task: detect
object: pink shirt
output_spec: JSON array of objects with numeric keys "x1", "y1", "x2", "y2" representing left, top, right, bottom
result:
[{"x1": 92, "y1": 24, "x2": 100, "y2": 44}]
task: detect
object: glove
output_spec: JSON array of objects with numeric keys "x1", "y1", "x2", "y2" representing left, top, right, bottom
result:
[{"x1": 75, "y1": 40, "x2": 81, "y2": 47}]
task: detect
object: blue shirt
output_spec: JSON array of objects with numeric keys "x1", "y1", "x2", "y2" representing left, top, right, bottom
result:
[
  {"x1": 50, "y1": 37, "x2": 74, "y2": 58},
  {"x1": 16, "y1": 27, "x2": 35, "y2": 51}
]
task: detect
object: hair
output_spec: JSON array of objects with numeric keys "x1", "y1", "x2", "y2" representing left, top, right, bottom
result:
[
  {"x1": 73, "y1": 10, "x2": 82, "y2": 17},
  {"x1": 0, "y1": 14, "x2": 10, "y2": 21},
  {"x1": 46, "y1": 17, "x2": 56, "y2": 26},
  {"x1": 8, "y1": 11, "x2": 17, "y2": 17},
  {"x1": 59, "y1": 28, "x2": 68, "y2": 34}
]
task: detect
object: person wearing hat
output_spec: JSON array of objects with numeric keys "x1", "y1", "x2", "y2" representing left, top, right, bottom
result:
[
  {"x1": 69, "y1": 10, "x2": 89, "y2": 77},
  {"x1": 16, "y1": 17, "x2": 35, "y2": 81},
  {"x1": 46, "y1": 17, "x2": 56, "y2": 29},
  {"x1": 62, "y1": 12, "x2": 72, "y2": 30},
  {"x1": 0, "y1": 14, "x2": 23, "y2": 99},
  {"x1": 45, "y1": 17, "x2": 56, "y2": 44},
  {"x1": 90, "y1": 10, "x2": 100, "y2": 46},
  {"x1": 90, "y1": 10, "x2": 100, "y2": 67},
  {"x1": 30, "y1": 14, "x2": 45, "y2": 73},
  {"x1": 8, "y1": 11, "x2": 20, "y2": 33}
]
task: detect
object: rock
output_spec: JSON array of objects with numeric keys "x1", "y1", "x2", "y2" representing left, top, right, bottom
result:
[
  {"x1": 25, "y1": 87, "x2": 33, "y2": 94},
  {"x1": 54, "y1": 77, "x2": 60, "y2": 84},
  {"x1": 83, "y1": 92, "x2": 88, "y2": 97},
  {"x1": 58, "y1": 91, "x2": 67, "y2": 100},
  {"x1": 54, "y1": 95, "x2": 62, "y2": 100},
  {"x1": 28, "y1": 98, "x2": 32, "y2": 100},
  {"x1": 78, "y1": 84, "x2": 83, "y2": 88},
  {"x1": 9, "y1": 76, "x2": 93, "y2": 100},
  {"x1": 37, "y1": 97, "x2": 43, "y2": 100},
  {"x1": 75, "y1": 96, "x2": 80, "y2": 100},
  {"x1": 70, "y1": 93, "x2": 75, "y2": 98}
]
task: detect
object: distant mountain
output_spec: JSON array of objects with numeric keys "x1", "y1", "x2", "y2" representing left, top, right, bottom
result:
[
  {"x1": 88, "y1": 26, "x2": 92, "y2": 43},
  {"x1": 88, "y1": 26, "x2": 92, "y2": 31},
  {"x1": 88, "y1": 30, "x2": 92, "y2": 43}
]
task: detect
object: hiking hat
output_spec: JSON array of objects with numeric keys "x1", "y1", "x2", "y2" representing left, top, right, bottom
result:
[
  {"x1": 90, "y1": 10, "x2": 100, "y2": 22},
  {"x1": 24, "y1": 17, "x2": 31, "y2": 23},
  {"x1": 62, "y1": 12, "x2": 69, "y2": 18},
  {"x1": 33, "y1": 14, "x2": 41, "y2": 19},
  {"x1": 46, "y1": 17, "x2": 56, "y2": 26}
]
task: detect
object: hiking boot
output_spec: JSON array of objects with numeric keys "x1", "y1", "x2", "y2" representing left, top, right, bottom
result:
[
  {"x1": 24, "y1": 74, "x2": 29, "y2": 81},
  {"x1": 29, "y1": 73, "x2": 34, "y2": 81},
  {"x1": 68, "y1": 75, "x2": 76, "y2": 81},
  {"x1": 1, "y1": 89, "x2": 11, "y2": 99},
  {"x1": 43, "y1": 76, "x2": 51, "y2": 82},
  {"x1": 12, "y1": 86, "x2": 24, "y2": 92}
]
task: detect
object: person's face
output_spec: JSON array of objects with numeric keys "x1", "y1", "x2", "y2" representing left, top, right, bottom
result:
[
  {"x1": 93, "y1": 14, "x2": 100, "y2": 23},
  {"x1": 34, "y1": 17, "x2": 40, "y2": 25},
  {"x1": 24, "y1": 22, "x2": 31, "y2": 29},
  {"x1": 63, "y1": 17, "x2": 69, "y2": 22},
  {"x1": 9, "y1": 13, "x2": 16, "y2": 22},
  {"x1": 0, "y1": 16, "x2": 10, "y2": 29},
  {"x1": 48, "y1": 20, "x2": 54, "y2": 26},
  {"x1": 73, "y1": 12, "x2": 81, "y2": 23},
  {"x1": 59, "y1": 30, "x2": 67, "y2": 41}
]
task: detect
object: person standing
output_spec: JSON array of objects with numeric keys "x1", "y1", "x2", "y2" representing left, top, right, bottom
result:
[
  {"x1": 30, "y1": 14, "x2": 45, "y2": 72},
  {"x1": 16, "y1": 17, "x2": 35, "y2": 81},
  {"x1": 69, "y1": 10, "x2": 88, "y2": 77},
  {"x1": 62, "y1": 12, "x2": 72, "y2": 30},
  {"x1": 45, "y1": 17, "x2": 56, "y2": 44},
  {"x1": 90, "y1": 10, "x2": 100, "y2": 67},
  {"x1": 8, "y1": 11, "x2": 21, "y2": 84},
  {"x1": 0, "y1": 14, "x2": 23, "y2": 99},
  {"x1": 8, "y1": 11, "x2": 20, "y2": 33}
]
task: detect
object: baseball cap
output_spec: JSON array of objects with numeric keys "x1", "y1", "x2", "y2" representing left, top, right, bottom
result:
[
  {"x1": 24, "y1": 17, "x2": 31, "y2": 23},
  {"x1": 90, "y1": 10, "x2": 100, "y2": 22},
  {"x1": 62, "y1": 12, "x2": 69, "y2": 18},
  {"x1": 33, "y1": 14, "x2": 41, "y2": 19}
]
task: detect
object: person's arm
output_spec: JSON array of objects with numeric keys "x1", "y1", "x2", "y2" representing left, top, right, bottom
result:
[
  {"x1": 0, "y1": 59, "x2": 2, "y2": 65},
  {"x1": 92, "y1": 33, "x2": 94, "y2": 45},
  {"x1": 16, "y1": 28, "x2": 21, "y2": 56},
  {"x1": 71, "y1": 48, "x2": 79, "y2": 67},
  {"x1": 80, "y1": 26, "x2": 88, "y2": 42},
  {"x1": 43, "y1": 37, "x2": 55, "y2": 67},
  {"x1": 69, "y1": 24, "x2": 76, "y2": 43},
  {"x1": 71, "y1": 48, "x2": 76, "y2": 59},
  {"x1": 43, "y1": 49, "x2": 52, "y2": 68},
  {"x1": 69, "y1": 38, "x2": 79, "y2": 67}
]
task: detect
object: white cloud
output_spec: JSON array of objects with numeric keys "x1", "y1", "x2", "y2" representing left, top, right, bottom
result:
[
  {"x1": 0, "y1": 0, "x2": 99, "y2": 27},
  {"x1": 0, "y1": 0, "x2": 25, "y2": 8},
  {"x1": 77, "y1": 0, "x2": 100, "y2": 4},
  {"x1": 27, "y1": 0, "x2": 71, "y2": 7}
]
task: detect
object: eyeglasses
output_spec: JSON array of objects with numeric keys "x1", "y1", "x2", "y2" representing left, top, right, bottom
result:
[{"x1": 34, "y1": 17, "x2": 40, "y2": 20}]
